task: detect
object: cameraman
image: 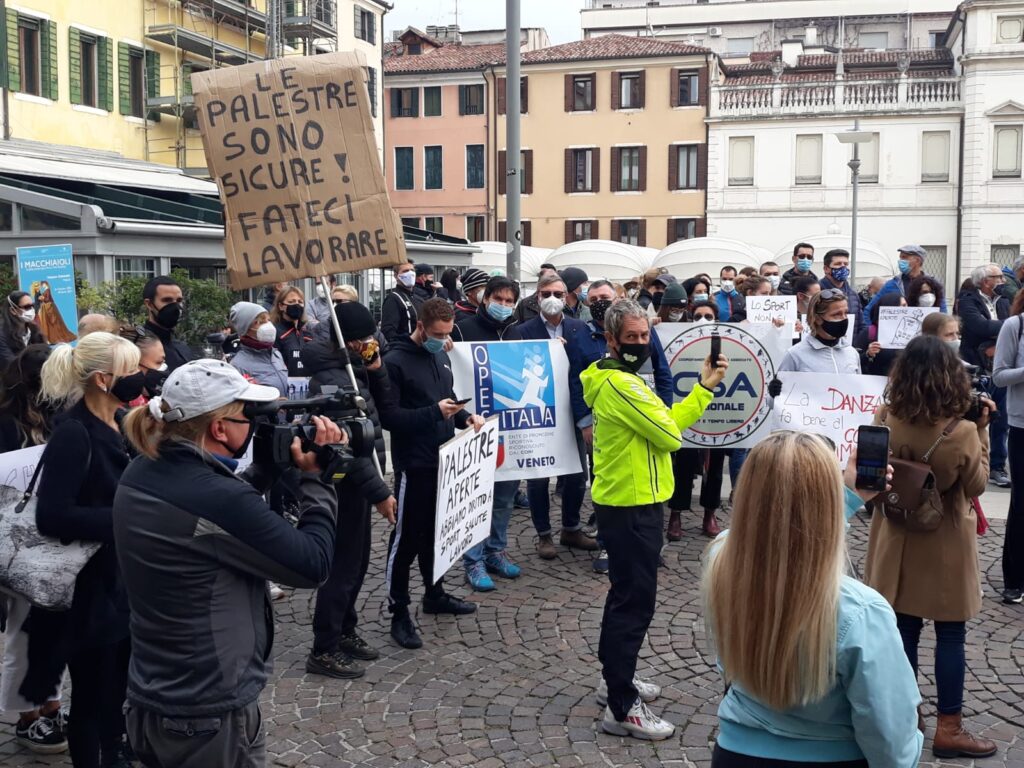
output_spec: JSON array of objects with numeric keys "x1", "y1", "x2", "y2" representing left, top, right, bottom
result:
[
  {"x1": 300, "y1": 301, "x2": 397, "y2": 679},
  {"x1": 113, "y1": 360, "x2": 343, "y2": 768}
]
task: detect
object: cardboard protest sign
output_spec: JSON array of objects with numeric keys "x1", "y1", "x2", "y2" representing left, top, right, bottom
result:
[
  {"x1": 0, "y1": 445, "x2": 44, "y2": 492},
  {"x1": 17, "y1": 244, "x2": 78, "y2": 345},
  {"x1": 450, "y1": 340, "x2": 583, "y2": 482},
  {"x1": 656, "y1": 322, "x2": 791, "y2": 449},
  {"x1": 773, "y1": 371, "x2": 887, "y2": 467},
  {"x1": 192, "y1": 52, "x2": 405, "y2": 289},
  {"x1": 877, "y1": 306, "x2": 939, "y2": 349},
  {"x1": 747, "y1": 295, "x2": 797, "y2": 326},
  {"x1": 433, "y1": 418, "x2": 499, "y2": 583}
]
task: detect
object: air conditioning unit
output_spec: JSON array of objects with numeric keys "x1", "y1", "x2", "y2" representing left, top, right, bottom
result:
[{"x1": 708, "y1": 27, "x2": 723, "y2": 37}]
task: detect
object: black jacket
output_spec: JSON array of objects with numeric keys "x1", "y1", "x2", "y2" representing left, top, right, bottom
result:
[
  {"x1": 380, "y1": 286, "x2": 418, "y2": 343},
  {"x1": 382, "y1": 336, "x2": 470, "y2": 471},
  {"x1": 274, "y1": 320, "x2": 316, "y2": 376},
  {"x1": 779, "y1": 267, "x2": 818, "y2": 296},
  {"x1": 114, "y1": 443, "x2": 336, "y2": 716},
  {"x1": 300, "y1": 343, "x2": 390, "y2": 504},
  {"x1": 0, "y1": 322, "x2": 45, "y2": 368},
  {"x1": 453, "y1": 309, "x2": 523, "y2": 342},
  {"x1": 413, "y1": 283, "x2": 446, "y2": 305},
  {"x1": 511, "y1": 292, "x2": 541, "y2": 324},
  {"x1": 958, "y1": 288, "x2": 1010, "y2": 368},
  {"x1": 144, "y1": 320, "x2": 195, "y2": 372},
  {"x1": 453, "y1": 299, "x2": 478, "y2": 323},
  {"x1": 22, "y1": 400, "x2": 131, "y2": 703}
]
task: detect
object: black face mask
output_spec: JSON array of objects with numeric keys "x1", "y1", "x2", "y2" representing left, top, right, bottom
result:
[
  {"x1": 820, "y1": 317, "x2": 850, "y2": 340},
  {"x1": 153, "y1": 302, "x2": 182, "y2": 329},
  {"x1": 616, "y1": 341, "x2": 651, "y2": 372},
  {"x1": 590, "y1": 299, "x2": 613, "y2": 325},
  {"x1": 110, "y1": 372, "x2": 147, "y2": 403},
  {"x1": 651, "y1": 292, "x2": 663, "y2": 309},
  {"x1": 230, "y1": 421, "x2": 256, "y2": 460},
  {"x1": 143, "y1": 368, "x2": 168, "y2": 397},
  {"x1": 285, "y1": 304, "x2": 304, "y2": 321}
]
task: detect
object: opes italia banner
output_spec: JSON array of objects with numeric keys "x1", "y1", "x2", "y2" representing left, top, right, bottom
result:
[
  {"x1": 656, "y1": 322, "x2": 791, "y2": 449},
  {"x1": 450, "y1": 340, "x2": 583, "y2": 482}
]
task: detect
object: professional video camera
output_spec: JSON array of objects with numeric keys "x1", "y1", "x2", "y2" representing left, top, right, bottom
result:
[
  {"x1": 963, "y1": 364, "x2": 992, "y2": 423},
  {"x1": 243, "y1": 389, "x2": 375, "y2": 483}
]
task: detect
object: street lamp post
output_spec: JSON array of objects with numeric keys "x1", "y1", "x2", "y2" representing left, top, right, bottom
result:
[
  {"x1": 505, "y1": 0, "x2": 521, "y2": 281},
  {"x1": 835, "y1": 120, "x2": 871, "y2": 287}
]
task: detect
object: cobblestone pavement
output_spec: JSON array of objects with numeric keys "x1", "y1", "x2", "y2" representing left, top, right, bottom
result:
[{"x1": 2, "y1": 488, "x2": 1021, "y2": 767}]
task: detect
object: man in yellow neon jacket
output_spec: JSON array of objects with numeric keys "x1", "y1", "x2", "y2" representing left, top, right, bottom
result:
[{"x1": 581, "y1": 299, "x2": 728, "y2": 741}]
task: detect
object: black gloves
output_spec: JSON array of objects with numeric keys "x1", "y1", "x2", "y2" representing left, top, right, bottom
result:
[{"x1": 767, "y1": 378, "x2": 783, "y2": 398}]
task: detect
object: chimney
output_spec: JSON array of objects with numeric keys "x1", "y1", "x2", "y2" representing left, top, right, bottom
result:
[
  {"x1": 781, "y1": 38, "x2": 804, "y2": 67},
  {"x1": 804, "y1": 24, "x2": 818, "y2": 47}
]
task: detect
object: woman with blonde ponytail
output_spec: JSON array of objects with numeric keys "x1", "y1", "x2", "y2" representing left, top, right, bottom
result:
[
  {"x1": 22, "y1": 332, "x2": 142, "y2": 767},
  {"x1": 702, "y1": 431, "x2": 923, "y2": 767}
]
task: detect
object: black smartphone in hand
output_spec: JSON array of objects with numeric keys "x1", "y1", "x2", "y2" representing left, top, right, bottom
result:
[
  {"x1": 855, "y1": 425, "x2": 890, "y2": 492},
  {"x1": 710, "y1": 333, "x2": 722, "y2": 368},
  {"x1": 454, "y1": 397, "x2": 472, "y2": 405}
]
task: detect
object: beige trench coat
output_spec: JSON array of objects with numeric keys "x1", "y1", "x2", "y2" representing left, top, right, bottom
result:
[{"x1": 864, "y1": 407, "x2": 990, "y2": 622}]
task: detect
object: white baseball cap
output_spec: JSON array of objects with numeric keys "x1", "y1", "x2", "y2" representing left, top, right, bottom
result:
[{"x1": 152, "y1": 359, "x2": 279, "y2": 423}]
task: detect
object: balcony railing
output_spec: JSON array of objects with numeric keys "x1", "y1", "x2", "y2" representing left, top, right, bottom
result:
[{"x1": 713, "y1": 75, "x2": 962, "y2": 117}]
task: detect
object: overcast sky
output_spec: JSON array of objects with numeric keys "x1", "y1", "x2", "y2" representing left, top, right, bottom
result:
[{"x1": 385, "y1": 1, "x2": 583, "y2": 45}]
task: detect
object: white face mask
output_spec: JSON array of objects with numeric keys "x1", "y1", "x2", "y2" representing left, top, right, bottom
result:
[
  {"x1": 315, "y1": 285, "x2": 326, "y2": 300},
  {"x1": 918, "y1": 292, "x2": 937, "y2": 307},
  {"x1": 668, "y1": 310, "x2": 685, "y2": 322},
  {"x1": 767, "y1": 275, "x2": 781, "y2": 290},
  {"x1": 695, "y1": 316, "x2": 713, "y2": 323},
  {"x1": 720, "y1": 280, "x2": 735, "y2": 293},
  {"x1": 19, "y1": 308, "x2": 35, "y2": 323},
  {"x1": 256, "y1": 322, "x2": 277, "y2": 343},
  {"x1": 397, "y1": 271, "x2": 415, "y2": 288},
  {"x1": 473, "y1": 288, "x2": 485, "y2": 305},
  {"x1": 539, "y1": 296, "x2": 565, "y2": 317}
]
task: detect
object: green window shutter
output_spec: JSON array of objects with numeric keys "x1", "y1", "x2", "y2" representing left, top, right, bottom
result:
[
  {"x1": 145, "y1": 49, "x2": 160, "y2": 122},
  {"x1": 41, "y1": 20, "x2": 57, "y2": 100},
  {"x1": 117, "y1": 42, "x2": 131, "y2": 114},
  {"x1": 98, "y1": 36, "x2": 113, "y2": 111},
  {"x1": 68, "y1": 26, "x2": 81, "y2": 104},
  {"x1": 6, "y1": 9, "x2": 21, "y2": 92},
  {"x1": 181, "y1": 62, "x2": 192, "y2": 97}
]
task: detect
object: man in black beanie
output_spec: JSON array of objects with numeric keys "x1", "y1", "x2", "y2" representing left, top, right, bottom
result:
[
  {"x1": 300, "y1": 301, "x2": 398, "y2": 679},
  {"x1": 454, "y1": 268, "x2": 489, "y2": 322},
  {"x1": 413, "y1": 263, "x2": 446, "y2": 305},
  {"x1": 559, "y1": 267, "x2": 593, "y2": 322}
]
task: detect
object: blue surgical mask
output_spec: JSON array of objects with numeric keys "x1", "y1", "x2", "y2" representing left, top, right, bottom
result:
[
  {"x1": 579, "y1": 287, "x2": 589, "y2": 303},
  {"x1": 830, "y1": 266, "x2": 850, "y2": 283},
  {"x1": 423, "y1": 336, "x2": 446, "y2": 355},
  {"x1": 487, "y1": 302, "x2": 513, "y2": 322},
  {"x1": 898, "y1": 259, "x2": 911, "y2": 275},
  {"x1": 693, "y1": 293, "x2": 709, "y2": 303},
  {"x1": 796, "y1": 258, "x2": 813, "y2": 273}
]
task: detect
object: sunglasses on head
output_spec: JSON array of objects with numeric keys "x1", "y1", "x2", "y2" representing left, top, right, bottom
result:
[{"x1": 119, "y1": 325, "x2": 152, "y2": 344}]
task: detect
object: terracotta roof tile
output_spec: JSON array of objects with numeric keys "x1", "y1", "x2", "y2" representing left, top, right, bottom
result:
[
  {"x1": 384, "y1": 42, "x2": 508, "y2": 75},
  {"x1": 725, "y1": 68, "x2": 954, "y2": 86},
  {"x1": 520, "y1": 34, "x2": 706, "y2": 65},
  {"x1": 798, "y1": 48, "x2": 953, "y2": 67}
]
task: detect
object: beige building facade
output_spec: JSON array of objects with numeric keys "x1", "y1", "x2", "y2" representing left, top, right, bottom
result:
[{"x1": 489, "y1": 35, "x2": 711, "y2": 250}]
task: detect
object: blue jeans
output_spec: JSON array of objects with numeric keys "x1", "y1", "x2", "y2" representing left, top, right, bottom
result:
[
  {"x1": 463, "y1": 479, "x2": 517, "y2": 567},
  {"x1": 728, "y1": 448, "x2": 749, "y2": 487},
  {"x1": 988, "y1": 383, "x2": 1008, "y2": 473},
  {"x1": 528, "y1": 428, "x2": 588, "y2": 537},
  {"x1": 895, "y1": 613, "x2": 966, "y2": 715}
]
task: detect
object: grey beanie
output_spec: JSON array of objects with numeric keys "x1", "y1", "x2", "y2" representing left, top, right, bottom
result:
[{"x1": 229, "y1": 301, "x2": 266, "y2": 334}]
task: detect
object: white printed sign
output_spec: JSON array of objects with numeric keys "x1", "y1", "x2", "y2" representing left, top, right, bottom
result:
[
  {"x1": 773, "y1": 372, "x2": 888, "y2": 467},
  {"x1": 877, "y1": 306, "x2": 939, "y2": 349},
  {"x1": 748, "y1": 295, "x2": 797, "y2": 326},
  {"x1": 450, "y1": 340, "x2": 582, "y2": 481},
  {"x1": 433, "y1": 418, "x2": 499, "y2": 583}
]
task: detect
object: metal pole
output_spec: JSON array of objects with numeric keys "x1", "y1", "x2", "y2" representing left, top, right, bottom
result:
[
  {"x1": 849, "y1": 119, "x2": 861, "y2": 287},
  {"x1": 505, "y1": 0, "x2": 521, "y2": 281},
  {"x1": 320, "y1": 275, "x2": 386, "y2": 485}
]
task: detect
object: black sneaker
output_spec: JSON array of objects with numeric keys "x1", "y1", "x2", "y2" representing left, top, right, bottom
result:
[
  {"x1": 337, "y1": 631, "x2": 380, "y2": 661},
  {"x1": 390, "y1": 612, "x2": 423, "y2": 649},
  {"x1": 305, "y1": 650, "x2": 365, "y2": 679},
  {"x1": 1002, "y1": 588, "x2": 1023, "y2": 605},
  {"x1": 16, "y1": 715, "x2": 67, "y2": 754},
  {"x1": 423, "y1": 593, "x2": 477, "y2": 615}
]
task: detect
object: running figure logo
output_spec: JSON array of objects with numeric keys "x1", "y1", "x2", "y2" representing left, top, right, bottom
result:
[{"x1": 472, "y1": 343, "x2": 556, "y2": 430}]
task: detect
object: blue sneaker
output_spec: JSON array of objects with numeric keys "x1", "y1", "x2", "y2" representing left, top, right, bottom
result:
[
  {"x1": 465, "y1": 561, "x2": 495, "y2": 591},
  {"x1": 592, "y1": 549, "x2": 609, "y2": 574},
  {"x1": 514, "y1": 490, "x2": 530, "y2": 509},
  {"x1": 484, "y1": 550, "x2": 521, "y2": 579}
]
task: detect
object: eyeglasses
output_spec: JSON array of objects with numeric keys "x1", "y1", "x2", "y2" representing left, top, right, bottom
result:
[
  {"x1": 222, "y1": 417, "x2": 250, "y2": 426},
  {"x1": 16, "y1": 303, "x2": 33, "y2": 310},
  {"x1": 539, "y1": 291, "x2": 565, "y2": 299},
  {"x1": 693, "y1": 314, "x2": 715, "y2": 321}
]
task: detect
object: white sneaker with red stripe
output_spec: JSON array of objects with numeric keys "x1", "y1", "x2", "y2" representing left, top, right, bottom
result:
[
  {"x1": 595, "y1": 676, "x2": 661, "y2": 707},
  {"x1": 601, "y1": 698, "x2": 675, "y2": 740}
]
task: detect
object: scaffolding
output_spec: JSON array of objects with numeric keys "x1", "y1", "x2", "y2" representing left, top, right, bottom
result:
[{"x1": 142, "y1": 0, "x2": 337, "y2": 174}]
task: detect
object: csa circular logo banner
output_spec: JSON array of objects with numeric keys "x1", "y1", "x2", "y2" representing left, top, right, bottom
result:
[{"x1": 659, "y1": 322, "x2": 784, "y2": 448}]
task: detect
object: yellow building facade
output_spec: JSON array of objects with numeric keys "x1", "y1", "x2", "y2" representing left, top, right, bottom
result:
[{"x1": 489, "y1": 36, "x2": 710, "y2": 250}]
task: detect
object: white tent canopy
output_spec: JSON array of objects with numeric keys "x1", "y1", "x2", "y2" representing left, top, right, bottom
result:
[
  {"x1": 469, "y1": 242, "x2": 553, "y2": 285},
  {"x1": 774, "y1": 235, "x2": 898, "y2": 284},
  {"x1": 547, "y1": 240, "x2": 656, "y2": 283},
  {"x1": 652, "y1": 237, "x2": 762, "y2": 282}
]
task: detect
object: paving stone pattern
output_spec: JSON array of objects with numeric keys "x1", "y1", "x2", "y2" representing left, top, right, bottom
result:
[{"x1": 1, "y1": 491, "x2": 1022, "y2": 767}]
